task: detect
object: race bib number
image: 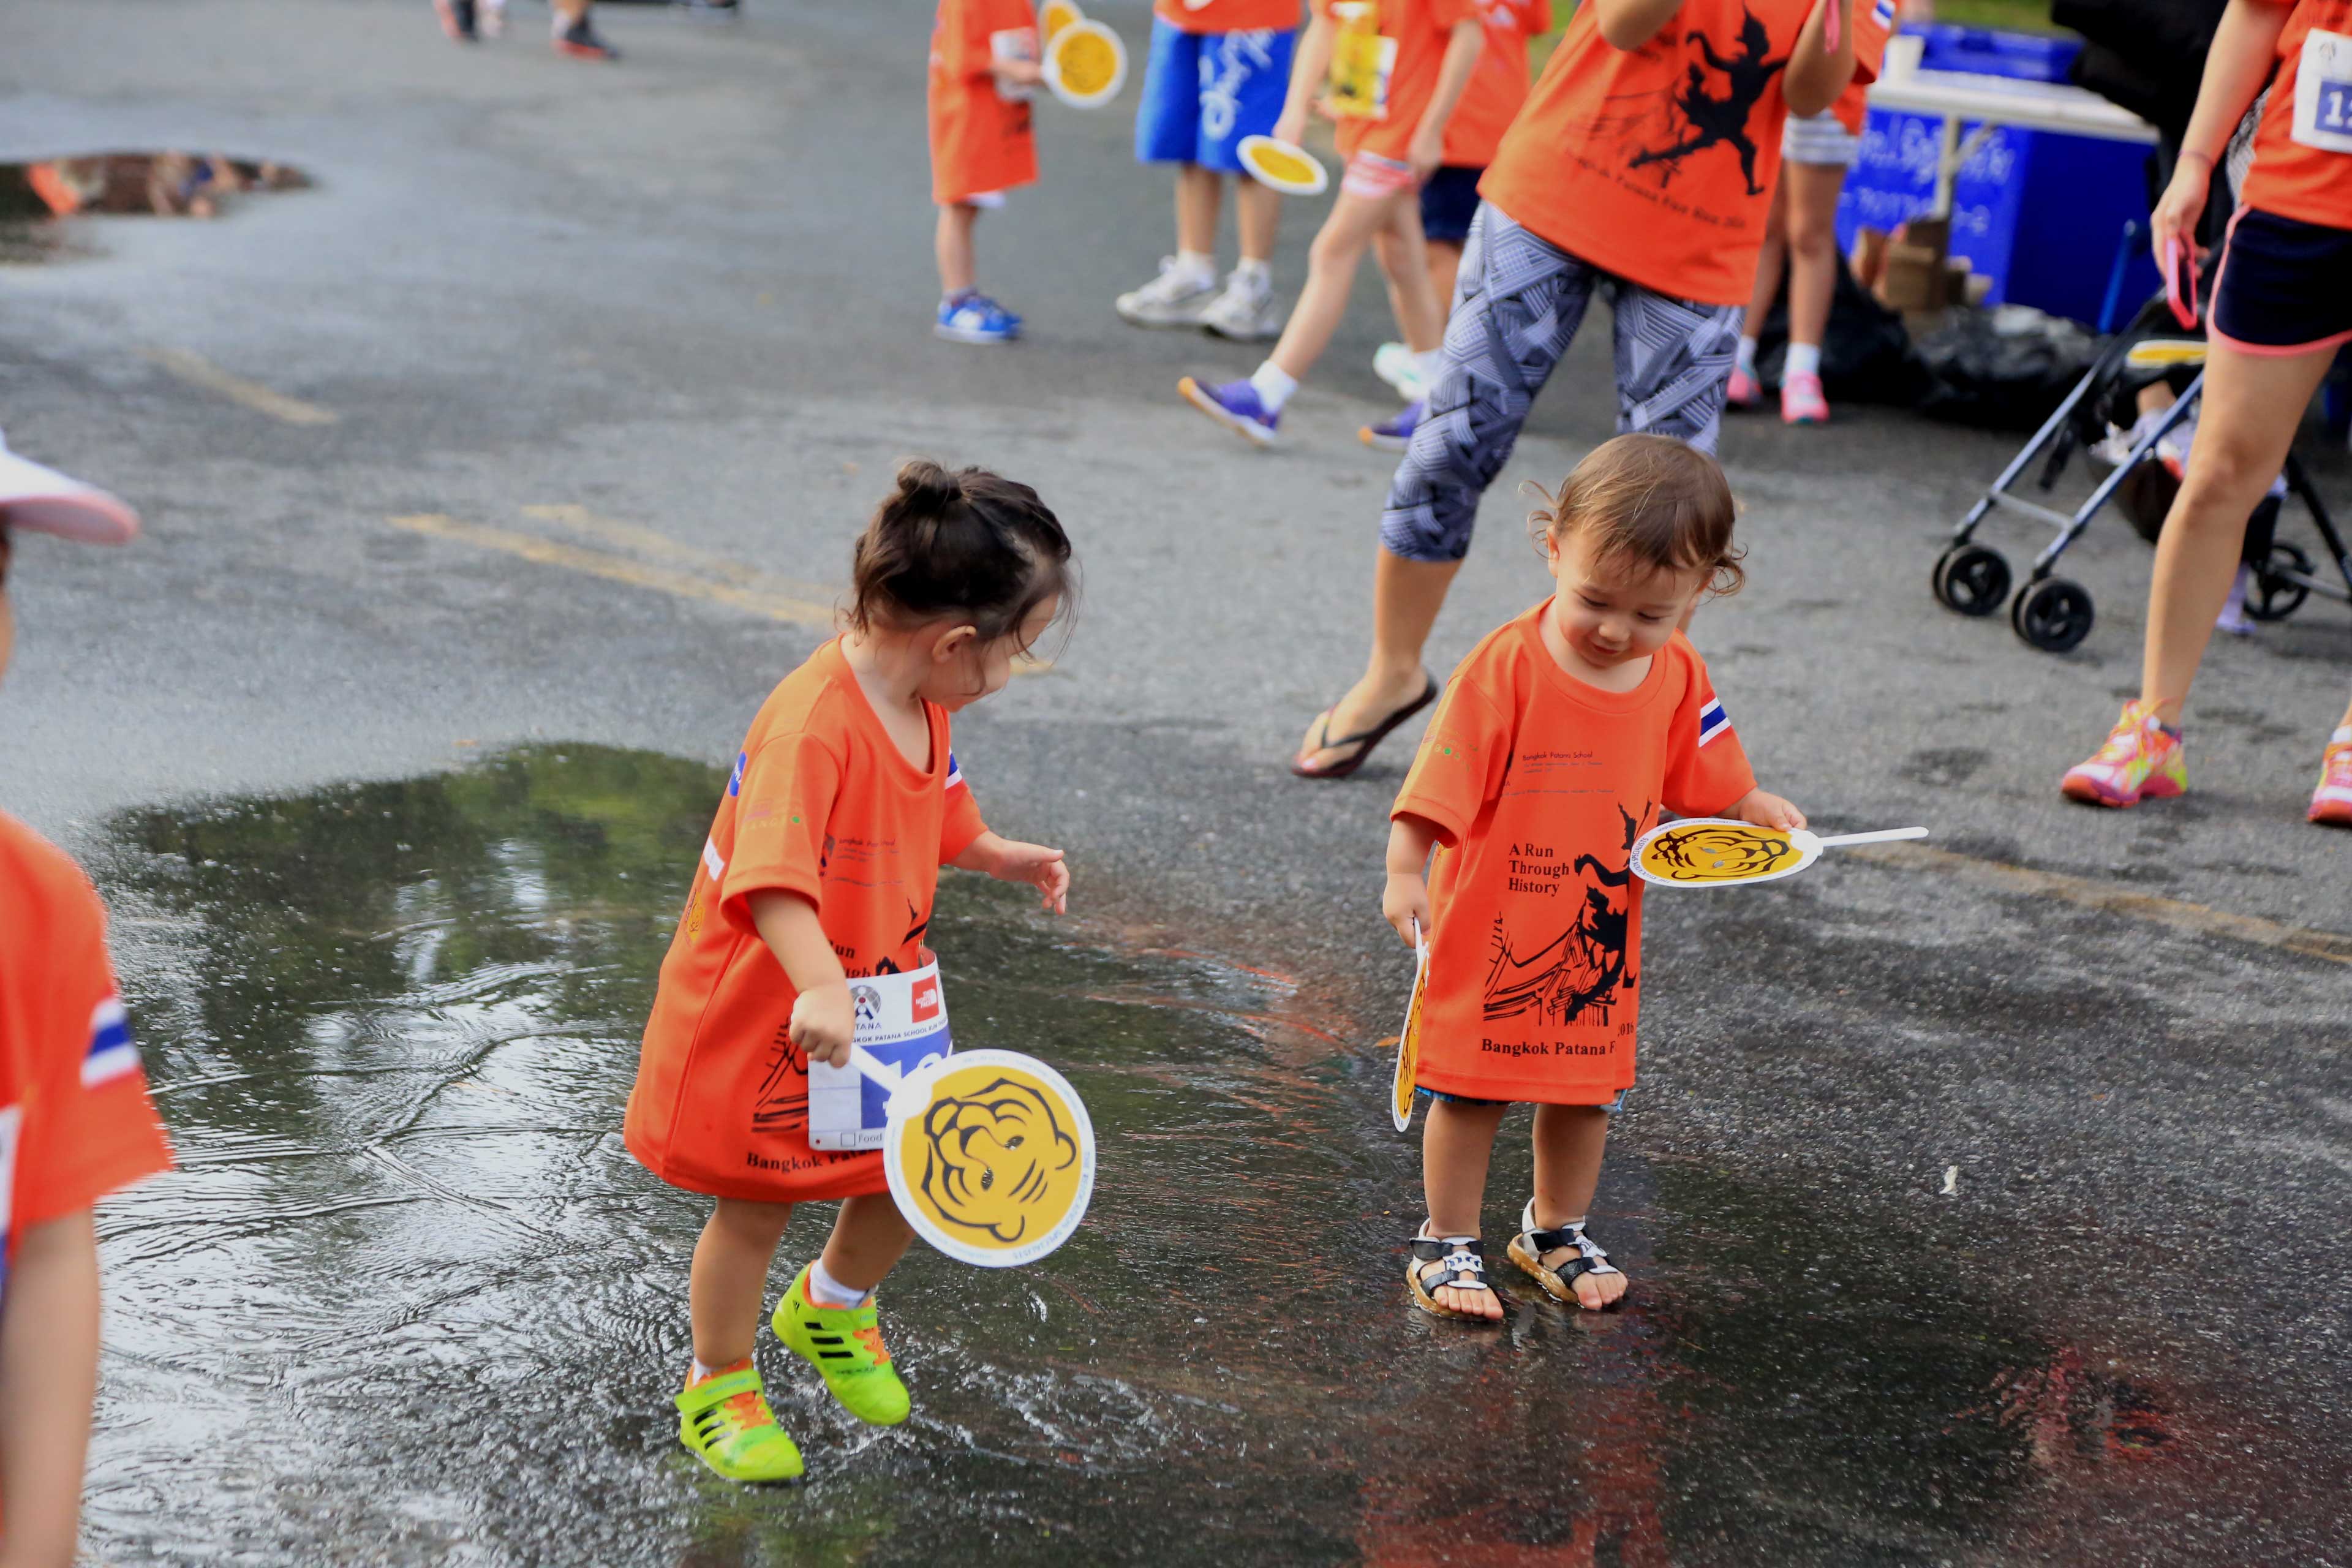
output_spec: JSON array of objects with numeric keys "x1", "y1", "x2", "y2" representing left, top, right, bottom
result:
[
  {"x1": 0, "y1": 1104, "x2": 21, "y2": 1311},
  {"x1": 1326, "y1": 4, "x2": 1396, "y2": 121},
  {"x1": 805, "y1": 961, "x2": 952, "y2": 1152},
  {"x1": 2291, "y1": 28, "x2": 2352, "y2": 154},
  {"x1": 992, "y1": 26, "x2": 1039, "y2": 102}
]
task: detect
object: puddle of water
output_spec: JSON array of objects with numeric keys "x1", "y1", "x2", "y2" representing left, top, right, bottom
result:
[
  {"x1": 85, "y1": 745, "x2": 2211, "y2": 1566},
  {"x1": 0, "y1": 153, "x2": 307, "y2": 228}
]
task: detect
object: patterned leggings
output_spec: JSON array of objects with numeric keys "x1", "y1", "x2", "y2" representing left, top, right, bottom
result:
[{"x1": 1381, "y1": 202, "x2": 1744, "y2": 564}]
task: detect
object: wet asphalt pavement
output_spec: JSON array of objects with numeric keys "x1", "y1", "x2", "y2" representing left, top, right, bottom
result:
[{"x1": 3, "y1": 1, "x2": 2350, "y2": 1562}]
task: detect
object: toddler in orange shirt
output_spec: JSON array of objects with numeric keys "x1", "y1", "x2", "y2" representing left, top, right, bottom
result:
[
  {"x1": 929, "y1": 0, "x2": 1045, "y2": 344},
  {"x1": 625, "y1": 461, "x2": 1075, "y2": 1481},
  {"x1": 1381, "y1": 435, "x2": 1804, "y2": 1320}
]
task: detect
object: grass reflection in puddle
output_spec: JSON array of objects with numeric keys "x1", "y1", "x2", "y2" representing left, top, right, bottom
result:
[{"x1": 82, "y1": 745, "x2": 2182, "y2": 1566}]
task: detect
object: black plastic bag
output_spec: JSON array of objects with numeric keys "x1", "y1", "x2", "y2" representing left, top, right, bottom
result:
[{"x1": 1912, "y1": 306, "x2": 2102, "y2": 431}]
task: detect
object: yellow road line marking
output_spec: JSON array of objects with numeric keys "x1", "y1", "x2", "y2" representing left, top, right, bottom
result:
[
  {"x1": 146, "y1": 346, "x2": 337, "y2": 426},
  {"x1": 390, "y1": 514, "x2": 837, "y2": 627},
  {"x1": 519, "y1": 503, "x2": 836, "y2": 601},
  {"x1": 1854, "y1": 842, "x2": 2352, "y2": 966}
]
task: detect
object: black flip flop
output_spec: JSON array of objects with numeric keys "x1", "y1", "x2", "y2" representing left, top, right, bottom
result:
[{"x1": 1289, "y1": 674, "x2": 1438, "y2": 780}]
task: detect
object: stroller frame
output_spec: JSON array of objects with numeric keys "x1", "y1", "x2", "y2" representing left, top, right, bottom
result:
[{"x1": 1930, "y1": 292, "x2": 2352, "y2": 653}]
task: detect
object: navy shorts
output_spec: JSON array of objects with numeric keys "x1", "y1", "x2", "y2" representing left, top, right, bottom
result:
[
  {"x1": 1419, "y1": 164, "x2": 1483, "y2": 244},
  {"x1": 1417, "y1": 1087, "x2": 1630, "y2": 1113},
  {"x1": 2210, "y1": 206, "x2": 2352, "y2": 357}
]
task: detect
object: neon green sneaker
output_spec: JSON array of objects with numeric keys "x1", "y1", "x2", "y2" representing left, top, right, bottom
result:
[
  {"x1": 674, "y1": 1360, "x2": 804, "y2": 1482},
  {"x1": 772, "y1": 1264, "x2": 910, "y2": 1427}
]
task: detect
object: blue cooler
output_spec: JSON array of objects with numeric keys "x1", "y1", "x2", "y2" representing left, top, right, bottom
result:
[{"x1": 1835, "y1": 25, "x2": 2162, "y2": 326}]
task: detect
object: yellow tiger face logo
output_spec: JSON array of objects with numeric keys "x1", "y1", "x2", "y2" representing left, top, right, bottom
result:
[
  {"x1": 1638, "y1": 822, "x2": 1798, "y2": 884},
  {"x1": 904, "y1": 1068, "x2": 1084, "y2": 1247}
]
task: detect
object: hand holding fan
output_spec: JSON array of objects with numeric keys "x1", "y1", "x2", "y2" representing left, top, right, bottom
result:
[
  {"x1": 1390, "y1": 918, "x2": 1428, "y2": 1131},
  {"x1": 1630, "y1": 820, "x2": 1928, "y2": 889}
]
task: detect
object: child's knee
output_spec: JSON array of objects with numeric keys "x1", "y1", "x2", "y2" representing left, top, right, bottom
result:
[{"x1": 712, "y1": 1196, "x2": 795, "y2": 1245}]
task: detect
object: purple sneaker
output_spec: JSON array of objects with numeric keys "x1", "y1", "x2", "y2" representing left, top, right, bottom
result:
[
  {"x1": 1177, "y1": 375, "x2": 1279, "y2": 447},
  {"x1": 1360, "y1": 399, "x2": 1422, "y2": 453}
]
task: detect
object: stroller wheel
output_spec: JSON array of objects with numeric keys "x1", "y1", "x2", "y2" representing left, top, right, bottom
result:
[
  {"x1": 2011, "y1": 577, "x2": 2095, "y2": 653},
  {"x1": 2247, "y1": 540, "x2": 2315, "y2": 622},
  {"x1": 1933, "y1": 545, "x2": 2011, "y2": 617}
]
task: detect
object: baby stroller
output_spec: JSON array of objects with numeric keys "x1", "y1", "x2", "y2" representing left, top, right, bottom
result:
[{"x1": 1928, "y1": 288, "x2": 2352, "y2": 654}]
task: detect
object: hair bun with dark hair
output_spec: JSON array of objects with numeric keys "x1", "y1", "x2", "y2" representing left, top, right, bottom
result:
[{"x1": 895, "y1": 459, "x2": 963, "y2": 513}]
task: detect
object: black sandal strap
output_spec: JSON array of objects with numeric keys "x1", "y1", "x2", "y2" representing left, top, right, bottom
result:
[
  {"x1": 1410, "y1": 1234, "x2": 1492, "y2": 1295},
  {"x1": 1525, "y1": 1223, "x2": 1621, "y2": 1283}
]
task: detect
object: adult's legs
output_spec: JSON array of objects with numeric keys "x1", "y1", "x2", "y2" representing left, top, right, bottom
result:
[
  {"x1": 1781, "y1": 161, "x2": 1846, "y2": 355},
  {"x1": 1296, "y1": 205, "x2": 1599, "y2": 774},
  {"x1": 1607, "y1": 279, "x2": 1744, "y2": 452},
  {"x1": 2140, "y1": 341, "x2": 2334, "y2": 723}
]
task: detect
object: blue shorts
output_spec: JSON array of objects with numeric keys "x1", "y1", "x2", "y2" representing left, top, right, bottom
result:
[
  {"x1": 1417, "y1": 1087, "x2": 1630, "y2": 1114},
  {"x1": 1420, "y1": 165, "x2": 1483, "y2": 244},
  {"x1": 1134, "y1": 20, "x2": 1296, "y2": 173}
]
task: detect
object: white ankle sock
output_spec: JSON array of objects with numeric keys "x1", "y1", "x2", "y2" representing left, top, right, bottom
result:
[
  {"x1": 1174, "y1": 250, "x2": 1216, "y2": 286},
  {"x1": 688, "y1": 1357, "x2": 724, "y2": 1383},
  {"x1": 1414, "y1": 349, "x2": 1443, "y2": 390},
  {"x1": 1232, "y1": 256, "x2": 1271, "y2": 287},
  {"x1": 1249, "y1": 360, "x2": 1298, "y2": 412},
  {"x1": 2332, "y1": 725, "x2": 2352, "y2": 747},
  {"x1": 1785, "y1": 342, "x2": 1822, "y2": 379},
  {"x1": 809, "y1": 1259, "x2": 872, "y2": 1309},
  {"x1": 1735, "y1": 335, "x2": 1758, "y2": 376}
]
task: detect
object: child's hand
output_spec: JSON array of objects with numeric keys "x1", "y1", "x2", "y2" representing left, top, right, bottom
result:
[
  {"x1": 992, "y1": 839, "x2": 1069, "y2": 914},
  {"x1": 1382, "y1": 872, "x2": 1430, "y2": 947},
  {"x1": 995, "y1": 58, "x2": 1044, "y2": 86},
  {"x1": 1275, "y1": 108, "x2": 1309, "y2": 145},
  {"x1": 789, "y1": 979, "x2": 858, "y2": 1069},
  {"x1": 1408, "y1": 122, "x2": 1446, "y2": 184},
  {"x1": 1728, "y1": 787, "x2": 1808, "y2": 832}
]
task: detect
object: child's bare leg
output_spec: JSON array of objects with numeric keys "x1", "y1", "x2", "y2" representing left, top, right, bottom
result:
[
  {"x1": 1176, "y1": 164, "x2": 1223, "y2": 257},
  {"x1": 1531, "y1": 1103, "x2": 1623, "y2": 1308},
  {"x1": 1425, "y1": 238, "x2": 1463, "y2": 314},
  {"x1": 936, "y1": 203, "x2": 980, "y2": 298},
  {"x1": 1265, "y1": 190, "x2": 1392, "y2": 380},
  {"x1": 1420, "y1": 1097, "x2": 1508, "y2": 1320},
  {"x1": 1235, "y1": 175, "x2": 1280, "y2": 266},
  {"x1": 820, "y1": 1192, "x2": 916, "y2": 1295},
  {"x1": 1782, "y1": 161, "x2": 1846, "y2": 354},
  {"x1": 1379, "y1": 195, "x2": 1443, "y2": 353},
  {"x1": 690, "y1": 1197, "x2": 795, "y2": 1367}
]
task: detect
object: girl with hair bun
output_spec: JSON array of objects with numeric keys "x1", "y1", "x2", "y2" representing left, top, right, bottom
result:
[{"x1": 625, "y1": 459, "x2": 1076, "y2": 1482}]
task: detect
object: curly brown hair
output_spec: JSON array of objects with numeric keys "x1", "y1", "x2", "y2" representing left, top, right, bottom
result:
[{"x1": 1526, "y1": 434, "x2": 1745, "y2": 597}]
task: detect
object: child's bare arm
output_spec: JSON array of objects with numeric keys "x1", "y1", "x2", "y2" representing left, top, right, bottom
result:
[
  {"x1": 991, "y1": 56, "x2": 1043, "y2": 87},
  {"x1": 747, "y1": 891, "x2": 857, "y2": 1068},
  {"x1": 0, "y1": 1209, "x2": 100, "y2": 1568},
  {"x1": 1276, "y1": 12, "x2": 1337, "y2": 141},
  {"x1": 1725, "y1": 787, "x2": 1807, "y2": 831},
  {"x1": 1409, "y1": 18, "x2": 1487, "y2": 180},
  {"x1": 1589, "y1": 0, "x2": 1686, "y2": 50},
  {"x1": 950, "y1": 830, "x2": 1069, "y2": 914},
  {"x1": 1382, "y1": 814, "x2": 1443, "y2": 945},
  {"x1": 1784, "y1": 0, "x2": 1859, "y2": 119}
]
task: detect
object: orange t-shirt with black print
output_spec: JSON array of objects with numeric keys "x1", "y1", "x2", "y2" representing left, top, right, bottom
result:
[
  {"x1": 1156, "y1": 0, "x2": 1305, "y2": 31},
  {"x1": 930, "y1": 0, "x2": 1041, "y2": 206},
  {"x1": 1443, "y1": 0, "x2": 1553, "y2": 168},
  {"x1": 1390, "y1": 610, "x2": 1756, "y2": 1105},
  {"x1": 1480, "y1": 0, "x2": 1889, "y2": 305},
  {"x1": 1317, "y1": 0, "x2": 1484, "y2": 162},
  {"x1": 625, "y1": 640, "x2": 988, "y2": 1203},
  {"x1": 0, "y1": 816, "x2": 173, "y2": 1313},
  {"x1": 2240, "y1": 0, "x2": 2352, "y2": 230}
]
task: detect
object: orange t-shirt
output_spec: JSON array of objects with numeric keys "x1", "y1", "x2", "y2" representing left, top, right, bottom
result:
[
  {"x1": 1390, "y1": 611, "x2": 1756, "y2": 1105},
  {"x1": 1442, "y1": 0, "x2": 1554, "y2": 167},
  {"x1": 929, "y1": 0, "x2": 1041, "y2": 206},
  {"x1": 2239, "y1": 0, "x2": 2352, "y2": 230},
  {"x1": 0, "y1": 815, "x2": 173, "y2": 1309},
  {"x1": 624, "y1": 641, "x2": 989, "y2": 1202},
  {"x1": 1480, "y1": 0, "x2": 1889, "y2": 305},
  {"x1": 1156, "y1": 0, "x2": 1305, "y2": 31},
  {"x1": 1319, "y1": 0, "x2": 1485, "y2": 162}
]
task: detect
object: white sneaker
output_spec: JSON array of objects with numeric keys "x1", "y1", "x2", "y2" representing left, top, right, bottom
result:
[
  {"x1": 1200, "y1": 270, "x2": 1282, "y2": 342},
  {"x1": 1115, "y1": 257, "x2": 1218, "y2": 328},
  {"x1": 479, "y1": 0, "x2": 505, "y2": 34},
  {"x1": 1373, "y1": 341, "x2": 1425, "y2": 401}
]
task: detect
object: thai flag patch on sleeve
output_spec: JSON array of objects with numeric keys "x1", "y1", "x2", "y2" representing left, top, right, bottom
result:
[
  {"x1": 1872, "y1": 0, "x2": 1896, "y2": 26},
  {"x1": 945, "y1": 752, "x2": 966, "y2": 792},
  {"x1": 82, "y1": 997, "x2": 141, "y2": 1089},
  {"x1": 1698, "y1": 696, "x2": 1731, "y2": 748},
  {"x1": 728, "y1": 751, "x2": 747, "y2": 797}
]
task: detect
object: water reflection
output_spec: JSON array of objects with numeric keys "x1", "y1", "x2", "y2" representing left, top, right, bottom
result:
[{"x1": 84, "y1": 745, "x2": 2185, "y2": 1565}]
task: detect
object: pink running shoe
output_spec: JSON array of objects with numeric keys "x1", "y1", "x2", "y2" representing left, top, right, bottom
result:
[
  {"x1": 2061, "y1": 701, "x2": 2186, "y2": 809},
  {"x1": 1781, "y1": 371, "x2": 1830, "y2": 426},
  {"x1": 2310, "y1": 735, "x2": 2352, "y2": 827},
  {"x1": 1725, "y1": 366, "x2": 1763, "y2": 409}
]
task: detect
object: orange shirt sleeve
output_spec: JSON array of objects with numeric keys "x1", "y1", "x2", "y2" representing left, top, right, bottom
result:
[
  {"x1": 1527, "y1": 0, "x2": 1554, "y2": 34},
  {"x1": 1660, "y1": 646, "x2": 1758, "y2": 820},
  {"x1": 1391, "y1": 676, "x2": 1514, "y2": 848},
  {"x1": 718, "y1": 729, "x2": 843, "y2": 924},
  {"x1": 14, "y1": 880, "x2": 171, "y2": 1233},
  {"x1": 940, "y1": 748, "x2": 987, "y2": 865}
]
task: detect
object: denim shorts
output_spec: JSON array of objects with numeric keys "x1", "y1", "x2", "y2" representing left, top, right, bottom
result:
[{"x1": 1416, "y1": 1086, "x2": 1630, "y2": 1113}]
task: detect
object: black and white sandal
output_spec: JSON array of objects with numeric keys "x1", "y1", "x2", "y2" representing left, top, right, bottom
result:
[
  {"x1": 1406, "y1": 1223, "x2": 1499, "y2": 1321},
  {"x1": 1506, "y1": 1199, "x2": 1625, "y2": 1309}
]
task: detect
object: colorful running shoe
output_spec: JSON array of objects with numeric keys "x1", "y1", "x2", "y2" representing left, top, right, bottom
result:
[
  {"x1": 2061, "y1": 700, "x2": 2186, "y2": 809},
  {"x1": 1115, "y1": 257, "x2": 1217, "y2": 328},
  {"x1": 1361, "y1": 399, "x2": 1422, "y2": 453},
  {"x1": 1725, "y1": 365, "x2": 1763, "y2": 409},
  {"x1": 1781, "y1": 371, "x2": 1829, "y2": 426},
  {"x1": 773, "y1": 1265, "x2": 910, "y2": 1427},
  {"x1": 1177, "y1": 375, "x2": 1279, "y2": 447},
  {"x1": 434, "y1": 0, "x2": 479, "y2": 40},
  {"x1": 674, "y1": 1359, "x2": 804, "y2": 1483},
  {"x1": 936, "y1": 293, "x2": 1020, "y2": 345},
  {"x1": 2310, "y1": 733, "x2": 2352, "y2": 826},
  {"x1": 554, "y1": 15, "x2": 620, "y2": 59},
  {"x1": 1373, "y1": 341, "x2": 1426, "y2": 402}
]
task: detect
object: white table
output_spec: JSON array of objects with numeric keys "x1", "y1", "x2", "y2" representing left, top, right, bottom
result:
[{"x1": 1867, "y1": 67, "x2": 2159, "y2": 219}]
